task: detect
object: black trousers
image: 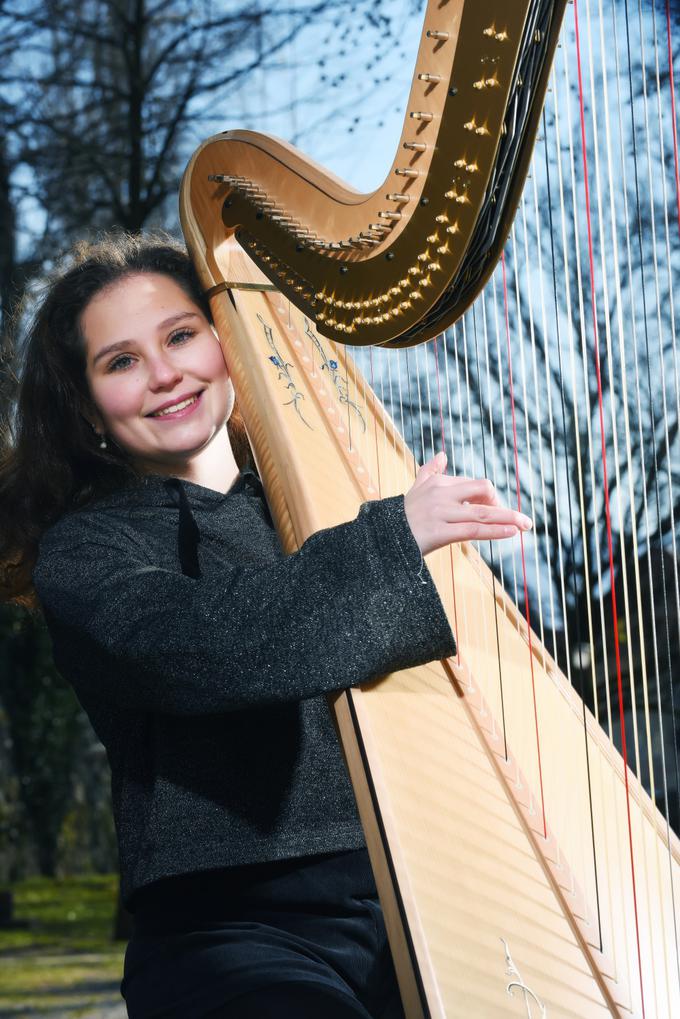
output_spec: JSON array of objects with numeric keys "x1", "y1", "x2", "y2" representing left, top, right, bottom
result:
[{"x1": 121, "y1": 850, "x2": 406, "y2": 1019}]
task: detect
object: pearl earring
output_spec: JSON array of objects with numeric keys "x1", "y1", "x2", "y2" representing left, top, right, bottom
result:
[{"x1": 92, "y1": 424, "x2": 107, "y2": 450}]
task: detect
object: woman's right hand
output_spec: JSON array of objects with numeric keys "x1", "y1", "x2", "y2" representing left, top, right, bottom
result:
[{"x1": 404, "y1": 452, "x2": 533, "y2": 557}]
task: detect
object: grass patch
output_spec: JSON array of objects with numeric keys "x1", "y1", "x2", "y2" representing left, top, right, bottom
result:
[{"x1": 0, "y1": 875, "x2": 125, "y2": 1016}]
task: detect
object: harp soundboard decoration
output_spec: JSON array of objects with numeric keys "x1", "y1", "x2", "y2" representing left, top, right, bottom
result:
[{"x1": 180, "y1": 0, "x2": 680, "y2": 1015}]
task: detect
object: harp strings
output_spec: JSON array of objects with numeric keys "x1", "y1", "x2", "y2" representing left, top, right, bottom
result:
[{"x1": 342, "y1": 1, "x2": 680, "y2": 1002}]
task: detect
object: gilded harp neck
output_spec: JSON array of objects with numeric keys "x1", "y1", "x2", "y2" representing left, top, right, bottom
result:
[{"x1": 180, "y1": 0, "x2": 566, "y2": 348}]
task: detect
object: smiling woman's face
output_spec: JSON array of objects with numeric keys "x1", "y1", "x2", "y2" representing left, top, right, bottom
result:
[{"x1": 82, "y1": 272, "x2": 233, "y2": 473}]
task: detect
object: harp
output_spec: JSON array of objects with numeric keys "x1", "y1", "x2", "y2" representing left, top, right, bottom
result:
[{"x1": 180, "y1": 0, "x2": 680, "y2": 1015}]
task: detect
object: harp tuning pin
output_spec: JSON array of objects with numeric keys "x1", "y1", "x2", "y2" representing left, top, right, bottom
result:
[
  {"x1": 395, "y1": 168, "x2": 419, "y2": 177},
  {"x1": 454, "y1": 158, "x2": 466, "y2": 168},
  {"x1": 418, "y1": 72, "x2": 443, "y2": 83},
  {"x1": 483, "y1": 25, "x2": 495, "y2": 37},
  {"x1": 427, "y1": 233, "x2": 438, "y2": 244},
  {"x1": 436, "y1": 244, "x2": 449, "y2": 255},
  {"x1": 387, "y1": 192, "x2": 411, "y2": 202},
  {"x1": 463, "y1": 120, "x2": 476, "y2": 132},
  {"x1": 408, "y1": 266, "x2": 421, "y2": 276},
  {"x1": 435, "y1": 213, "x2": 448, "y2": 223},
  {"x1": 410, "y1": 111, "x2": 434, "y2": 122},
  {"x1": 426, "y1": 30, "x2": 450, "y2": 41},
  {"x1": 495, "y1": 29, "x2": 508, "y2": 42},
  {"x1": 389, "y1": 286, "x2": 400, "y2": 296},
  {"x1": 410, "y1": 290, "x2": 422, "y2": 300},
  {"x1": 417, "y1": 252, "x2": 429, "y2": 262},
  {"x1": 476, "y1": 125, "x2": 491, "y2": 136},
  {"x1": 369, "y1": 223, "x2": 389, "y2": 232},
  {"x1": 404, "y1": 141, "x2": 427, "y2": 152},
  {"x1": 427, "y1": 262, "x2": 441, "y2": 272},
  {"x1": 379, "y1": 210, "x2": 402, "y2": 221}
]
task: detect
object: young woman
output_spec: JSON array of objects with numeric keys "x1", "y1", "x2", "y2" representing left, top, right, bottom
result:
[{"x1": 0, "y1": 234, "x2": 532, "y2": 1019}]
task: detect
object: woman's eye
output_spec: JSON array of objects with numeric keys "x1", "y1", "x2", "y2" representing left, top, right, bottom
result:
[
  {"x1": 107, "y1": 354, "x2": 134, "y2": 372},
  {"x1": 168, "y1": 328, "x2": 194, "y2": 345}
]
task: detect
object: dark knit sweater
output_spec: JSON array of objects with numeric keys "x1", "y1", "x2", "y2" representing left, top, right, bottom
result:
[{"x1": 32, "y1": 468, "x2": 456, "y2": 907}]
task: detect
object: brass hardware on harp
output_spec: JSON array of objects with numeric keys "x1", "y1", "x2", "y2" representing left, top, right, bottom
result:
[
  {"x1": 426, "y1": 30, "x2": 450, "y2": 41},
  {"x1": 395, "y1": 168, "x2": 419, "y2": 177},
  {"x1": 386, "y1": 194, "x2": 411, "y2": 203},
  {"x1": 453, "y1": 159, "x2": 479, "y2": 173},
  {"x1": 483, "y1": 25, "x2": 509, "y2": 42},
  {"x1": 403, "y1": 142, "x2": 427, "y2": 152},
  {"x1": 410, "y1": 111, "x2": 434, "y2": 122},
  {"x1": 473, "y1": 76, "x2": 500, "y2": 90},
  {"x1": 418, "y1": 73, "x2": 443, "y2": 83}
]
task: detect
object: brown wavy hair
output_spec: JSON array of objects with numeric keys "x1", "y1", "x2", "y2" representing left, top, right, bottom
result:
[{"x1": 0, "y1": 232, "x2": 250, "y2": 607}]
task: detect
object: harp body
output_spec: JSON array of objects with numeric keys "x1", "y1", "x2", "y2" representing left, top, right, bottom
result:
[{"x1": 180, "y1": 0, "x2": 680, "y2": 1015}]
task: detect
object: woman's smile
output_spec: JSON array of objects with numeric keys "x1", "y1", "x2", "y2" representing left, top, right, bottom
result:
[{"x1": 146, "y1": 389, "x2": 205, "y2": 419}]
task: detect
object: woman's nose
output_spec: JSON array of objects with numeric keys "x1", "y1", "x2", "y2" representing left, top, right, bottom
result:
[{"x1": 148, "y1": 355, "x2": 182, "y2": 389}]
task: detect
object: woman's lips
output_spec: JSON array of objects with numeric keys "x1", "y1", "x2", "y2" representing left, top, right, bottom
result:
[{"x1": 148, "y1": 390, "x2": 204, "y2": 420}]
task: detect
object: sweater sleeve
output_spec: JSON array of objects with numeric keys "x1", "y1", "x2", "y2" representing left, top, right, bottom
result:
[{"x1": 33, "y1": 495, "x2": 456, "y2": 715}]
